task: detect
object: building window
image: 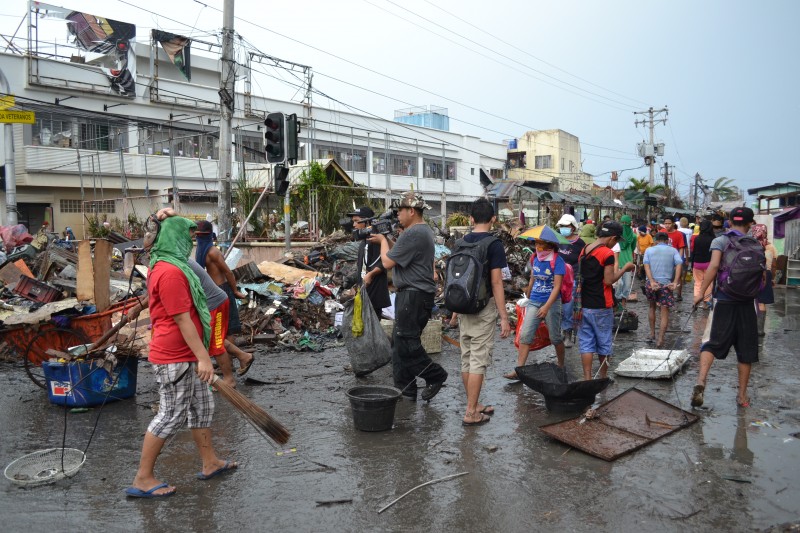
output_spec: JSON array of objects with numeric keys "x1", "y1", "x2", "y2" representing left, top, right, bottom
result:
[
  {"x1": 60, "y1": 199, "x2": 83, "y2": 213},
  {"x1": 237, "y1": 134, "x2": 266, "y2": 163},
  {"x1": 489, "y1": 168, "x2": 503, "y2": 180},
  {"x1": 314, "y1": 143, "x2": 366, "y2": 172},
  {"x1": 422, "y1": 158, "x2": 457, "y2": 180},
  {"x1": 535, "y1": 155, "x2": 553, "y2": 169},
  {"x1": 138, "y1": 126, "x2": 218, "y2": 159},
  {"x1": 508, "y1": 152, "x2": 526, "y2": 169},
  {"x1": 87, "y1": 200, "x2": 116, "y2": 214},
  {"x1": 390, "y1": 153, "x2": 416, "y2": 176},
  {"x1": 561, "y1": 157, "x2": 565, "y2": 171},
  {"x1": 372, "y1": 155, "x2": 386, "y2": 173},
  {"x1": 59, "y1": 199, "x2": 116, "y2": 213},
  {"x1": 471, "y1": 168, "x2": 475, "y2": 175}
]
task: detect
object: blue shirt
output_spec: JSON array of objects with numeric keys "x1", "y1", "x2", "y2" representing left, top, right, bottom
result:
[
  {"x1": 529, "y1": 255, "x2": 566, "y2": 304},
  {"x1": 643, "y1": 243, "x2": 683, "y2": 285}
]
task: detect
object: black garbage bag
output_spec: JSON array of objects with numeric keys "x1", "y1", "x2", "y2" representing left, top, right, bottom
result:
[{"x1": 342, "y1": 285, "x2": 392, "y2": 376}]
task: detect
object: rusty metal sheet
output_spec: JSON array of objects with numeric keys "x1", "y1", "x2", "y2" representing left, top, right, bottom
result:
[{"x1": 539, "y1": 388, "x2": 699, "y2": 461}]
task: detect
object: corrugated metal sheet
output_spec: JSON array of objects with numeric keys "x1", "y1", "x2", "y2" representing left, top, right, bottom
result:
[{"x1": 785, "y1": 219, "x2": 800, "y2": 257}]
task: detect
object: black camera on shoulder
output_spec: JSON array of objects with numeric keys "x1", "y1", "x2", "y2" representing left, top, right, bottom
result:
[{"x1": 351, "y1": 209, "x2": 398, "y2": 240}]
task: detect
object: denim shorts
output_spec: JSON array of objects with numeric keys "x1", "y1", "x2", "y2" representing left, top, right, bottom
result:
[
  {"x1": 519, "y1": 298, "x2": 563, "y2": 346},
  {"x1": 578, "y1": 307, "x2": 614, "y2": 356}
]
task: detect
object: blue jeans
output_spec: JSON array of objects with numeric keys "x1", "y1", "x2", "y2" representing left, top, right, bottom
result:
[
  {"x1": 519, "y1": 298, "x2": 563, "y2": 346},
  {"x1": 578, "y1": 307, "x2": 614, "y2": 356},
  {"x1": 561, "y1": 284, "x2": 578, "y2": 331}
]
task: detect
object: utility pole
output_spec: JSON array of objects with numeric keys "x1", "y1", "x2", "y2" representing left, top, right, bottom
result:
[
  {"x1": 217, "y1": 0, "x2": 235, "y2": 242},
  {"x1": 693, "y1": 173, "x2": 701, "y2": 211},
  {"x1": 634, "y1": 106, "x2": 668, "y2": 188},
  {"x1": 441, "y1": 142, "x2": 447, "y2": 230}
]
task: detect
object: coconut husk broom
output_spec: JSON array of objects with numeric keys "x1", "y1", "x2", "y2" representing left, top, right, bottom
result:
[{"x1": 211, "y1": 375, "x2": 290, "y2": 445}]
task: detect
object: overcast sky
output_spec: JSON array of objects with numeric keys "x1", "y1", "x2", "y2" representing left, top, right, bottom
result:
[{"x1": 3, "y1": 0, "x2": 798, "y2": 200}]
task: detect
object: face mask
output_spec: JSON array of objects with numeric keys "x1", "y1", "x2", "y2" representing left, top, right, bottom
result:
[
  {"x1": 559, "y1": 227, "x2": 572, "y2": 236},
  {"x1": 536, "y1": 250, "x2": 554, "y2": 261}
]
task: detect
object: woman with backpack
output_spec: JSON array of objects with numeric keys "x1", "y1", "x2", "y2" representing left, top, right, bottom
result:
[{"x1": 504, "y1": 238, "x2": 566, "y2": 379}]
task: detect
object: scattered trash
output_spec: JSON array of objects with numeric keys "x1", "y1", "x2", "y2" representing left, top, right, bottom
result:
[{"x1": 751, "y1": 420, "x2": 779, "y2": 429}]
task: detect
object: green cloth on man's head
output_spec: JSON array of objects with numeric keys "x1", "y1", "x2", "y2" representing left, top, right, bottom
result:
[{"x1": 149, "y1": 216, "x2": 211, "y2": 348}]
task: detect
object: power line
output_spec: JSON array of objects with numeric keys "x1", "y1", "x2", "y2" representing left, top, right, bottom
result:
[
  {"x1": 374, "y1": 0, "x2": 638, "y2": 111},
  {"x1": 419, "y1": 0, "x2": 648, "y2": 107}
]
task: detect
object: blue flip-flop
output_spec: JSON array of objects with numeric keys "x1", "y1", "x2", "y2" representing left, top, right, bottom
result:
[
  {"x1": 197, "y1": 460, "x2": 238, "y2": 481},
  {"x1": 125, "y1": 483, "x2": 176, "y2": 498}
]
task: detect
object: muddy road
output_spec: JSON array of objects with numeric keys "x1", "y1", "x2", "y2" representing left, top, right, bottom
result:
[{"x1": 1, "y1": 289, "x2": 799, "y2": 532}]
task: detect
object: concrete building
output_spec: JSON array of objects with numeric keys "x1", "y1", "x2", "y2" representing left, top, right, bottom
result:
[
  {"x1": 506, "y1": 129, "x2": 592, "y2": 192},
  {"x1": 0, "y1": 15, "x2": 505, "y2": 237}
]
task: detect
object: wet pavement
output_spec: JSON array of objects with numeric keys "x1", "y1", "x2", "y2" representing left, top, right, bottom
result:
[{"x1": 2, "y1": 288, "x2": 800, "y2": 532}]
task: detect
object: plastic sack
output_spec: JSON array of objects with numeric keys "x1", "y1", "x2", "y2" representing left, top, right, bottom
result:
[
  {"x1": 341, "y1": 285, "x2": 392, "y2": 376},
  {"x1": 513, "y1": 303, "x2": 551, "y2": 351}
]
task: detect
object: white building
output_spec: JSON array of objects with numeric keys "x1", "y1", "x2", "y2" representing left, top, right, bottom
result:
[{"x1": 0, "y1": 16, "x2": 505, "y2": 236}]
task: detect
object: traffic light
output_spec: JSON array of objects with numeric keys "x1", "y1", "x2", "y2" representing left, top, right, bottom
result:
[
  {"x1": 264, "y1": 112, "x2": 286, "y2": 164},
  {"x1": 285, "y1": 113, "x2": 299, "y2": 165}
]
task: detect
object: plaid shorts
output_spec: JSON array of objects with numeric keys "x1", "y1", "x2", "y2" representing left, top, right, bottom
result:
[
  {"x1": 148, "y1": 362, "x2": 214, "y2": 438},
  {"x1": 644, "y1": 280, "x2": 675, "y2": 308}
]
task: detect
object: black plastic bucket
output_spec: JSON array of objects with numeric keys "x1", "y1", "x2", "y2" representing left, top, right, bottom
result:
[{"x1": 345, "y1": 385, "x2": 401, "y2": 432}]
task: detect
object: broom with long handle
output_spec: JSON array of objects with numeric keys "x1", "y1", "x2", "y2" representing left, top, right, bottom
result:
[{"x1": 211, "y1": 375, "x2": 291, "y2": 445}]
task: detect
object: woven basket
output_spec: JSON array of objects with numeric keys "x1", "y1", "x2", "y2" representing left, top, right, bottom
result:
[{"x1": 380, "y1": 319, "x2": 442, "y2": 354}]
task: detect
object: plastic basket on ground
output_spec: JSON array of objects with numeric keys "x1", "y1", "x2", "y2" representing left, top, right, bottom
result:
[
  {"x1": 614, "y1": 349, "x2": 690, "y2": 379},
  {"x1": 4, "y1": 448, "x2": 86, "y2": 487},
  {"x1": 346, "y1": 385, "x2": 401, "y2": 431},
  {"x1": 42, "y1": 356, "x2": 138, "y2": 407},
  {"x1": 515, "y1": 362, "x2": 612, "y2": 413},
  {"x1": 380, "y1": 319, "x2": 442, "y2": 354}
]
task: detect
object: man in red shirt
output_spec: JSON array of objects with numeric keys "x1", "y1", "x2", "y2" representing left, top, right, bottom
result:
[
  {"x1": 660, "y1": 216, "x2": 687, "y2": 301},
  {"x1": 127, "y1": 216, "x2": 236, "y2": 499}
]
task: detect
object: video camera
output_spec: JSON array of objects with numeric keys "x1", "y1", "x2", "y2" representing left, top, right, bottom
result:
[{"x1": 351, "y1": 209, "x2": 399, "y2": 240}]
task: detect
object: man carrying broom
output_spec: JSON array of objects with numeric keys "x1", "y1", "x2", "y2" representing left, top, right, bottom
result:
[{"x1": 127, "y1": 216, "x2": 236, "y2": 499}]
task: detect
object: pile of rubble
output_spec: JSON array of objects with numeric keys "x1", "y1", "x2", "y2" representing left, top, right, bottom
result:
[{"x1": 0, "y1": 220, "x2": 539, "y2": 362}]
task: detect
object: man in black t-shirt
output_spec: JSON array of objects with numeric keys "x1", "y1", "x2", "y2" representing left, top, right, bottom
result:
[{"x1": 449, "y1": 199, "x2": 511, "y2": 426}]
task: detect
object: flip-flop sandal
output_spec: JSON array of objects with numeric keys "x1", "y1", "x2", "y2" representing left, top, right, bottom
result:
[
  {"x1": 237, "y1": 356, "x2": 255, "y2": 377},
  {"x1": 503, "y1": 372, "x2": 519, "y2": 381},
  {"x1": 737, "y1": 399, "x2": 750, "y2": 408},
  {"x1": 125, "y1": 482, "x2": 176, "y2": 498},
  {"x1": 462, "y1": 413, "x2": 491, "y2": 427},
  {"x1": 479, "y1": 405, "x2": 495, "y2": 415},
  {"x1": 197, "y1": 460, "x2": 238, "y2": 480}
]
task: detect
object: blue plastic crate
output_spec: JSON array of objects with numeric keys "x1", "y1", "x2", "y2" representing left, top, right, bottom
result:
[{"x1": 42, "y1": 357, "x2": 138, "y2": 407}]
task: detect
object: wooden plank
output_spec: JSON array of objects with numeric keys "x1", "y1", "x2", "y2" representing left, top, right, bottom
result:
[
  {"x1": 76, "y1": 240, "x2": 94, "y2": 301},
  {"x1": 93, "y1": 239, "x2": 112, "y2": 312}
]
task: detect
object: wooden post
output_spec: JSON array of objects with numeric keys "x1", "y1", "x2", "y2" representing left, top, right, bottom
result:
[{"x1": 76, "y1": 239, "x2": 112, "y2": 312}]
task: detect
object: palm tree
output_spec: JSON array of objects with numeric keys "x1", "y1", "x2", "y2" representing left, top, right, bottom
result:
[
  {"x1": 627, "y1": 176, "x2": 665, "y2": 195},
  {"x1": 710, "y1": 177, "x2": 738, "y2": 201}
]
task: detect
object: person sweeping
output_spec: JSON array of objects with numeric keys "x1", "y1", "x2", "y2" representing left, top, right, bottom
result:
[{"x1": 127, "y1": 216, "x2": 236, "y2": 499}]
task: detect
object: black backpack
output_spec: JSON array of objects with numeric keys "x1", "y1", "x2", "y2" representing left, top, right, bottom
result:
[
  {"x1": 717, "y1": 233, "x2": 766, "y2": 300},
  {"x1": 444, "y1": 236, "x2": 498, "y2": 314}
]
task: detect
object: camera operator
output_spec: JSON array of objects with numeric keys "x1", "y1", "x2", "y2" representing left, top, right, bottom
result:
[
  {"x1": 368, "y1": 192, "x2": 448, "y2": 402},
  {"x1": 347, "y1": 206, "x2": 390, "y2": 318}
]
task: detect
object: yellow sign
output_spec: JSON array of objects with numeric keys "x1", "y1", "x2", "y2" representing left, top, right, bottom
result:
[
  {"x1": 0, "y1": 95, "x2": 13, "y2": 110},
  {"x1": 0, "y1": 110, "x2": 35, "y2": 124}
]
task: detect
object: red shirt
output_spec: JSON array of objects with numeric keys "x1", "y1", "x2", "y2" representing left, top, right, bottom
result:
[
  {"x1": 659, "y1": 229, "x2": 685, "y2": 250},
  {"x1": 148, "y1": 261, "x2": 203, "y2": 364},
  {"x1": 579, "y1": 245, "x2": 616, "y2": 309}
]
